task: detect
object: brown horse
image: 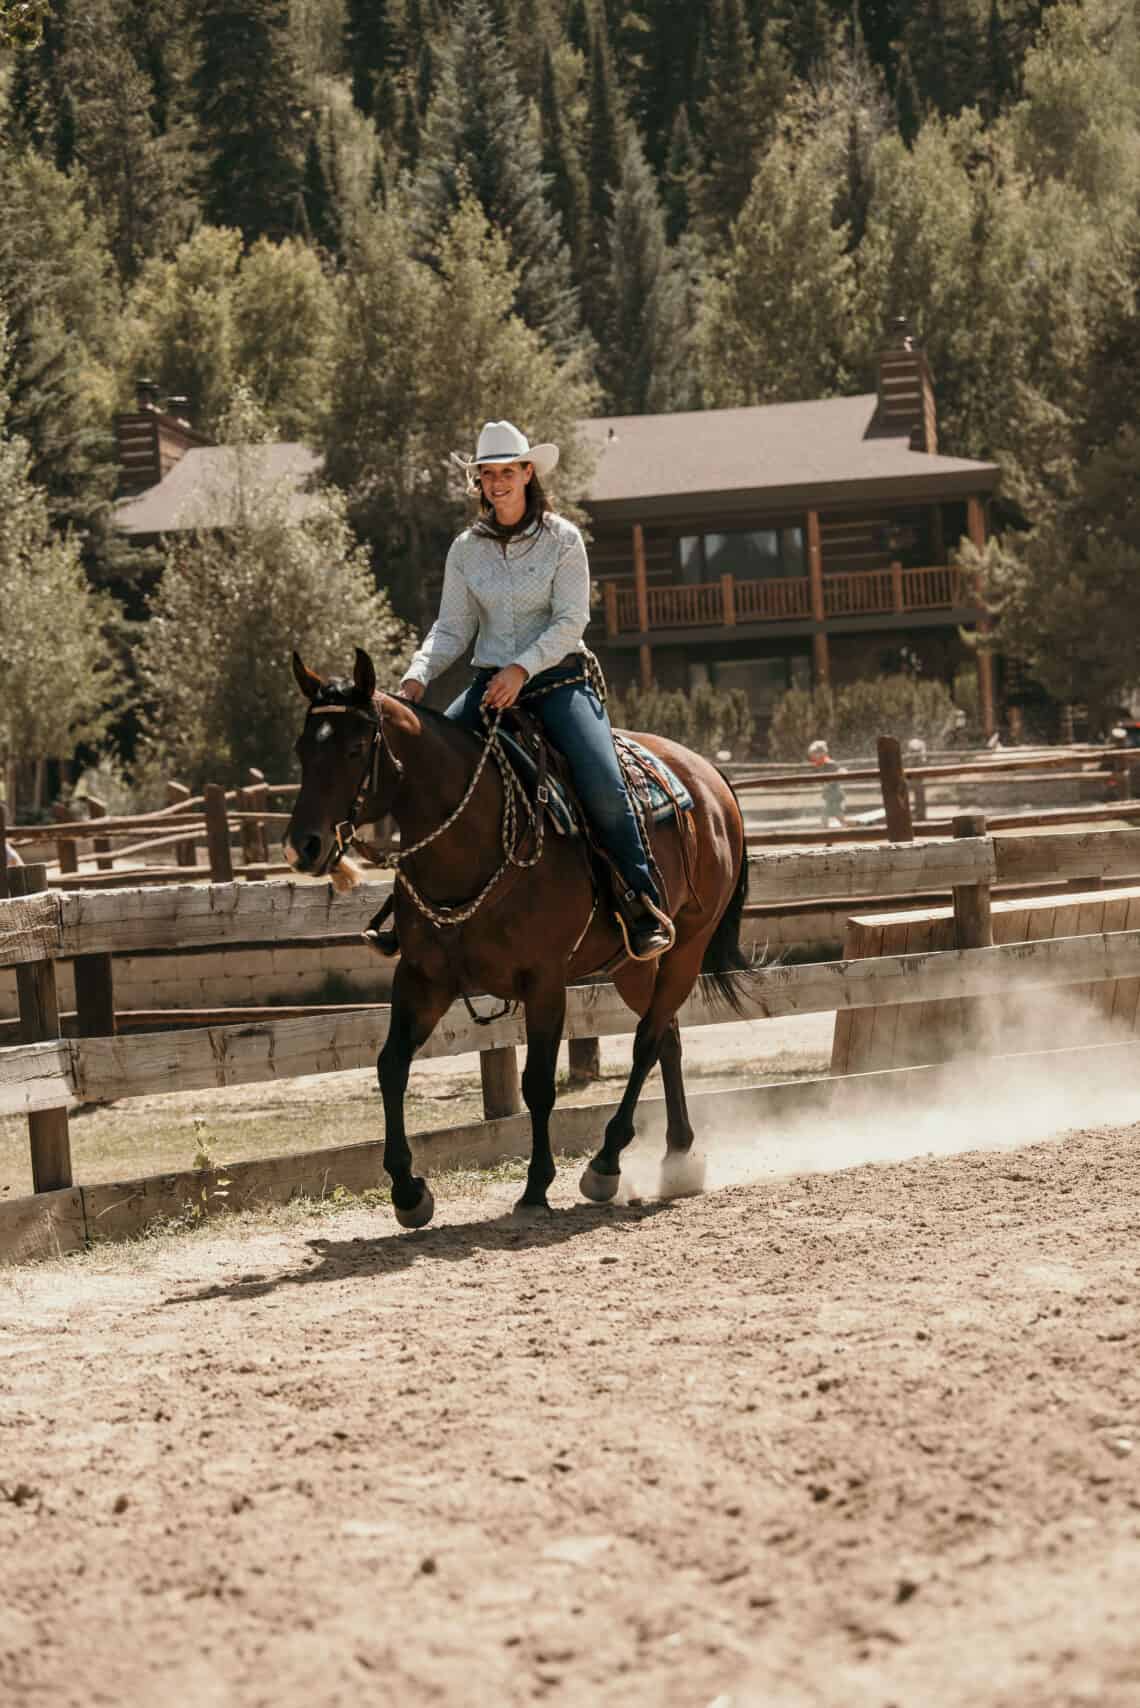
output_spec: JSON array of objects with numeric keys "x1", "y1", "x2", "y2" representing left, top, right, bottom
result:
[{"x1": 284, "y1": 648, "x2": 751, "y2": 1228}]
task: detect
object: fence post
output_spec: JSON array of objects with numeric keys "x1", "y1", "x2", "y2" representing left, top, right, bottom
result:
[
  {"x1": 480, "y1": 1046, "x2": 522, "y2": 1120},
  {"x1": 167, "y1": 780, "x2": 198, "y2": 869},
  {"x1": 911, "y1": 772, "x2": 928, "y2": 824},
  {"x1": 247, "y1": 768, "x2": 270, "y2": 865},
  {"x1": 567, "y1": 1036, "x2": 601, "y2": 1085},
  {"x1": 877, "y1": 736, "x2": 914, "y2": 842},
  {"x1": 951, "y1": 812, "x2": 993, "y2": 950},
  {"x1": 1115, "y1": 753, "x2": 1133, "y2": 802},
  {"x1": 86, "y1": 793, "x2": 114, "y2": 871},
  {"x1": 0, "y1": 804, "x2": 9, "y2": 897},
  {"x1": 51, "y1": 802, "x2": 79, "y2": 878},
  {"x1": 10, "y1": 863, "x2": 72, "y2": 1192},
  {"x1": 204, "y1": 784, "x2": 233, "y2": 882}
]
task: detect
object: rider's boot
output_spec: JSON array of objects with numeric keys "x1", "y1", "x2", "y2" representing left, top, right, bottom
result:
[
  {"x1": 362, "y1": 893, "x2": 399, "y2": 958},
  {"x1": 615, "y1": 886, "x2": 675, "y2": 961}
]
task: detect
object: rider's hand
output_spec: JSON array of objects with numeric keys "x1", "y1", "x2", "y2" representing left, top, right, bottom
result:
[
  {"x1": 398, "y1": 677, "x2": 425, "y2": 703},
  {"x1": 483, "y1": 664, "x2": 528, "y2": 711}
]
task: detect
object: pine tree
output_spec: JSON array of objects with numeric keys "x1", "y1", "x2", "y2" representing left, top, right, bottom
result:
[
  {"x1": 623, "y1": 0, "x2": 706, "y2": 170},
  {"x1": 302, "y1": 126, "x2": 341, "y2": 257},
  {"x1": 345, "y1": 0, "x2": 396, "y2": 120},
  {"x1": 63, "y1": 1, "x2": 196, "y2": 280},
  {"x1": 193, "y1": 0, "x2": 307, "y2": 244},
  {"x1": 540, "y1": 44, "x2": 587, "y2": 273},
  {"x1": 412, "y1": 0, "x2": 584, "y2": 360},
  {"x1": 399, "y1": 84, "x2": 422, "y2": 170},
  {"x1": 581, "y1": 13, "x2": 625, "y2": 340},
  {"x1": 983, "y1": 0, "x2": 1015, "y2": 119},
  {"x1": 693, "y1": 0, "x2": 789, "y2": 238},
  {"x1": 601, "y1": 132, "x2": 691, "y2": 413},
  {"x1": 772, "y1": 0, "x2": 831, "y2": 81},
  {"x1": 663, "y1": 104, "x2": 697, "y2": 242},
  {"x1": 5, "y1": 0, "x2": 70, "y2": 152},
  {"x1": 696, "y1": 131, "x2": 856, "y2": 407},
  {"x1": 894, "y1": 44, "x2": 921, "y2": 146}
]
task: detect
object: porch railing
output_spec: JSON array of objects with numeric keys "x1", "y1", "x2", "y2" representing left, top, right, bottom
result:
[{"x1": 603, "y1": 564, "x2": 971, "y2": 637}]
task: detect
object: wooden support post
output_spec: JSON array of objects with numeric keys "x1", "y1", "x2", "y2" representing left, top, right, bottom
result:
[
  {"x1": 167, "y1": 780, "x2": 198, "y2": 868},
  {"x1": 1115, "y1": 754, "x2": 1133, "y2": 801},
  {"x1": 633, "y1": 522, "x2": 653, "y2": 691},
  {"x1": 891, "y1": 559, "x2": 905, "y2": 613},
  {"x1": 721, "y1": 573, "x2": 736, "y2": 626},
  {"x1": 480, "y1": 1045, "x2": 522, "y2": 1120},
  {"x1": 247, "y1": 769, "x2": 270, "y2": 864},
  {"x1": 951, "y1": 812, "x2": 993, "y2": 949},
  {"x1": 0, "y1": 803, "x2": 10, "y2": 899},
  {"x1": 10, "y1": 864, "x2": 72, "y2": 1192},
  {"x1": 52, "y1": 803, "x2": 78, "y2": 878},
  {"x1": 204, "y1": 784, "x2": 233, "y2": 882},
  {"x1": 911, "y1": 774, "x2": 928, "y2": 823},
  {"x1": 86, "y1": 794, "x2": 114, "y2": 871},
  {"x1": 603, "y1": 580, "x2": 619, "y2": 640},
  {"x1": 967, "y1": 495, "x2": 996, "y2": 739},
  {"x1": 568, "y1": 1036, "x2": 601, "y2": 1085},
  {"x1": 806, "y1": 509, "x2": 830, "y2": 688},
  {"x1": 877, "y1": 736, "x2": 914, "y2": 843}
]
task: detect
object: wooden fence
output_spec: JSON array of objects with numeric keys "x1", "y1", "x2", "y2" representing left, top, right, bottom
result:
[{"x1": 4, "y1": 816, "x2": 1140, "y2": 1260}]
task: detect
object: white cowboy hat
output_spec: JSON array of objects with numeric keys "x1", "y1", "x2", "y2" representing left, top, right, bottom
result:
[{"x1": 451, "y1": 419, "x2": 559, "y2": 481}]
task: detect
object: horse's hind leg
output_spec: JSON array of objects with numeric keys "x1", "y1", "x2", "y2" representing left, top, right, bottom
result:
[
  {"x1": 580, "y1": 941, "x2": 705, "y2": 1203},
  {"x1": 657, "y1": 1018, "x2": 706, "y2": 1198}
]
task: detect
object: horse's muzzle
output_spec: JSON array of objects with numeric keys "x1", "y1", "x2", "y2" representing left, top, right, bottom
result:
[{"x1": 283, "y1": 832, "x2": 324, "y2": 873}]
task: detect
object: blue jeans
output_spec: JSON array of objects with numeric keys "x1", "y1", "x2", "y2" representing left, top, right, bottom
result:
[{"x1": 446, "y1": 664, "x2": 659, "y2": 905}]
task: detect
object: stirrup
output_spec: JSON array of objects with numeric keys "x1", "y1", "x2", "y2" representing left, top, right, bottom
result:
[{"x1": 614, "y1": 893, "x2": 676, "y2": 963}]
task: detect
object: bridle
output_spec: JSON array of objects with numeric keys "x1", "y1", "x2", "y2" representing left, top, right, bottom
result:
[{"x1": 304, "y1": 695, "x2": 402, "y2": 875}]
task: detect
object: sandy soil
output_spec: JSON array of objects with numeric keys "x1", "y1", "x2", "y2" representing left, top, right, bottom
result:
[{"x1": 2, "y1": 1111, "x2": 1138, "y2": 1707}]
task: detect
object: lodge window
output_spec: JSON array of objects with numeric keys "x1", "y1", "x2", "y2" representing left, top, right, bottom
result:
[{"x1": 676, "y1": 526, "x2": 806, "y2": 584}]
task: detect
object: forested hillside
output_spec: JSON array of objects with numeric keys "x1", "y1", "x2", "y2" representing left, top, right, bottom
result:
[{"x1": 2, "y1": 0, "x2": 1140, "y2": 786}]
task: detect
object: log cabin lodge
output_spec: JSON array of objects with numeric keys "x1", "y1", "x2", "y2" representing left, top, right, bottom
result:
[{"x1": 114, "y1": 322, "x2": 999, "y2": 746}]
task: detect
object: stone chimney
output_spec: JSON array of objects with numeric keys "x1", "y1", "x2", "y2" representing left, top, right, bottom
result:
[
  {"x1": 114, "y1": 378, "x2": 210, "y2": 496},
  {"x1": 874, "y1": 317, "x2": 937, "y2": 454}
]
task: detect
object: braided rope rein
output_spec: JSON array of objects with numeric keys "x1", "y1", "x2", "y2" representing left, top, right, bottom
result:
[{"x1": 379, "y1": 662, "x2": 599, "y2": 930}]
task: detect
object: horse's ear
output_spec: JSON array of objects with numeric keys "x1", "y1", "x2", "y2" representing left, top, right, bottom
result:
[
  {"x1": 353, "y1": 647, "x2": 376, "y2": 702},
  {"x1": 292, "y1": 652, "x2": 323, "y2": 702}
]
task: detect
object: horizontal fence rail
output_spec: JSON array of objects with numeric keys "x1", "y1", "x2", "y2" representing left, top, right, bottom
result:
[
  {"x1": 6, "y1": 830, "x2": 1140, "y2": 966},
  {"x1": 5, "y1": 927, "x2": 1140, "y2": 1117}
]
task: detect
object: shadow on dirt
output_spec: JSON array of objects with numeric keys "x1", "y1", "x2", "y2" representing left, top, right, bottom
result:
[{"x1": 163, "y1": 1199, "x2": 679, "y2": 1306}]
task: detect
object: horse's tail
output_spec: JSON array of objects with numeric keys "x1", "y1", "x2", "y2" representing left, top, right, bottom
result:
[{"x1": 700, "y1": 774, "x2": 760, "y2": 1017}]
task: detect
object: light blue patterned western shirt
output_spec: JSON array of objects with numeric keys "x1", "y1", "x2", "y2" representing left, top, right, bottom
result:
[{"x1": 404, "y1": 513, "x2": 589, "y2": 687}]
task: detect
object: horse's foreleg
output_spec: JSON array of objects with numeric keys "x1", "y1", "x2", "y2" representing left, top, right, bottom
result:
[
  {"x1": 378, "y1": 963, "x2": 455, "y2": 1229},
  {"x1": 514, "y1": 983, "x2": 567, "y2": 1218}
]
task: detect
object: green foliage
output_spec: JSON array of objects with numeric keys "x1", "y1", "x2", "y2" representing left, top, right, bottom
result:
[
  {"x1": 323, "y1": 191, "x2": 598, "y2": 628},
  {"x1": 193, "y1": 0, "x2": 308, "y2": 243},
  {"x1": 119, "y1": 227, "x2": 338, "y2": 439},
  {"x1": 696, "y1": 114, "x2": 856, "y2": 406},
  {"x1": 767, "y1": 675, "x2": 959, "y2": 760},
  {"x1": 0, "y1": 313, "x2": 120, "y2": 776},
  {"x1": 608, "y1": 683, "x2": 694, "y2": 749},
  {"x1": 134, "y1": 391, "x2": 414, "y2": 787},
  {"x1": 967, "y1": 426, "x2": 1140, "y2": 722}
]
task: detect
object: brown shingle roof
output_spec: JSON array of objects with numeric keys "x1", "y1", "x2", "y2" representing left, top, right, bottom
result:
[
  {"x1": 114, "y1": 444, "x2": 324, "y2": 536},
  {"x1": 581, "y1": 396, "x2": 999, "y2": 521}
]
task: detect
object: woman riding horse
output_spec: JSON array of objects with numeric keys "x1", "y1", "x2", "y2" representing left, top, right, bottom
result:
[{"x1": 394, "y1": 419, "x2": 673, "y2": 961}]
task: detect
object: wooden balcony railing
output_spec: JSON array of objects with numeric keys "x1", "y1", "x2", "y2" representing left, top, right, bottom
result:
[{"x1": 603, "y1": 564, "x2": 971, "y2": 637}]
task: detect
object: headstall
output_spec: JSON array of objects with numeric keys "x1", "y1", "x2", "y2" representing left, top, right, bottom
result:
[{"x1": 305, "y1": 697, "x2": 403, "y2": 873}]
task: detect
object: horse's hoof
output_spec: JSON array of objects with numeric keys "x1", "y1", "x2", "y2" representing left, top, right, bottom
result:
[
  {"x1": 394, "y1": 1182, "x2": 435, "y2": 1229},
  {"x1": 512, "y1": 1198, "x2": 553, "y2": 1222},
  {"x1": 658, "y1": 1151, "x2": 706, "y2": 1199},
  {"x1": 579, "y1": 1164, "x2": 620, "y2": 1203}
]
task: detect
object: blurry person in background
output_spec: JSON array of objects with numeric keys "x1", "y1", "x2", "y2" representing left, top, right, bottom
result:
[{"x1": 807, "y1": 738, "x2": 847, "y2": 827}]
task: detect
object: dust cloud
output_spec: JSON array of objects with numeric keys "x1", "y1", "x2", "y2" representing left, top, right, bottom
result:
[{"x1": 615, "y1": 988, "x2": 1140, "y2": 1200}]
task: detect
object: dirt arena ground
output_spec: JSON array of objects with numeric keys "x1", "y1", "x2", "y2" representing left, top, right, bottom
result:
[{"x1": 2, "y1": 1105, "x2": 1138, "y2": 1707}]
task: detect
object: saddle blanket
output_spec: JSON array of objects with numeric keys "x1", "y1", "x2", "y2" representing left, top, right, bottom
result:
[{"x1": 497, "y1": 731, "x2": 693, "y2": 837}]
